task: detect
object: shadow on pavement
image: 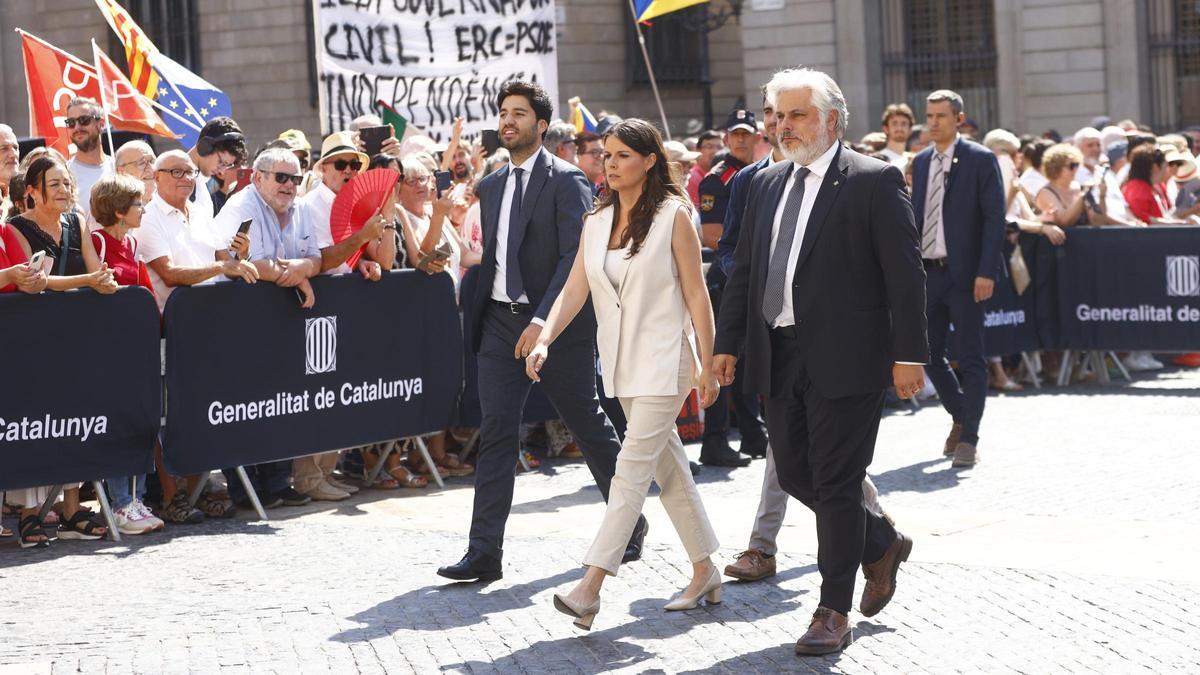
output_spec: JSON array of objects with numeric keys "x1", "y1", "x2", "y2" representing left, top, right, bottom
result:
[{"x1": 871, "y1": 458, "x2": 965, "y2": 496}]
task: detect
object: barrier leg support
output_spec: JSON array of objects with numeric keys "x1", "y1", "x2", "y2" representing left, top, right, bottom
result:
[
  {"x1": 186, "y1": 472, "x2": 209, "y2": 509},
  {"x1": 1057, "y1": 350, "x2": 1074, "y2": 387},
  {"x1": 413, "y1": 437, "x2": 445, "y2": 489},
  {"x1": 1021, "y1": 352, "x2": 1042, "y2": 389},
  {"x1": 234, "y1": 466, "x2": 267, "y2": 521},
  {"x1": 460, "y1": 429, "x2": 482, "y2": 463},
  {"x1": 365, "y1": 441, "x2": 397, "y2": 486},
  {"x1": 1108, "y1": 351, "x2": 1131, "y2": 381},
  {"x1": 37, "y1": 485, "x2": 64, "y2": 521},
  {"x1": 93, "y1": 480, "x2": 121, "y2": 543}
]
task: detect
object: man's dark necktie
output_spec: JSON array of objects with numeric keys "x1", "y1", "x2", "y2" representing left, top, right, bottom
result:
[
  {"x1": 505, "y1": 167, "x2": 525, "y2": 302},
  {"x1": 761, "y1": 167, "x2": 810, "y2": 324}
]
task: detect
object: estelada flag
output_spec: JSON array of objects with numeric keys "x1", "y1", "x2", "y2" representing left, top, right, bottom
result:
[
  {"x1": 93, "y1": 0, "x2": 159, "y2": 98},
  {"x1": 19, "y1": 30, "x2": 173, "y2": 155},
  {"x1": 92, "y1": 40, "x2": 175, "y2": 139}
]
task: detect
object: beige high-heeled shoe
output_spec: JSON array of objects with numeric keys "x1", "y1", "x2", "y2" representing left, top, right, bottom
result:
[
  {"x1": 553, "y1": 593, "x2": 601, "y2": 630},
  {"x1": 664, "y1": 565, "x2": 722, "y2": 611}
]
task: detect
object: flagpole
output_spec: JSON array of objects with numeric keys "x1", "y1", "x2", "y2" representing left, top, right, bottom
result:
[
  {"x1": 92, "y1": 40, "x2": 117, "y2": 159},
  {"x1": 625, "y1": 0, "x2": 673, "y2": 140}
]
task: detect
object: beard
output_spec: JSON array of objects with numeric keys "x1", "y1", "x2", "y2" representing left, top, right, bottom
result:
[
  {"x1": 74, "y1": 131, "x2": 100, "y2": 153},
  {"x1": 779, "y1": 126, "x2": 833, "y2": 166},
  {"x1": 499, "y1": 125, "x2": 537, "y2": 155},
  {"x1": 453, "y1": 162, "x2": 470, "y2": 180}
]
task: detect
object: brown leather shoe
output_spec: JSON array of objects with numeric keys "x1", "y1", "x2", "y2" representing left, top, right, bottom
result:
[
  {"x1": 859, "y1": 531, "x2": 913, "y2": 617},
  {"x1": 794, "y1": 607, "x2": 852, "y2": 655},
  {"x1": 952, "y1": 441, "x2": 978, "y2": 467},
  {"x1": 724, "y1": 549, "x2": 776, "y2": 582},
  {"x1": 943, "y1": 422, "x2": 964, "y2": 456}
]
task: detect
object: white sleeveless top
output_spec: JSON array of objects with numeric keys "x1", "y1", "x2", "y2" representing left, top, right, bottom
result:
[{"x1": 583, "y1": 197, "x2": 700, "y2": 398}]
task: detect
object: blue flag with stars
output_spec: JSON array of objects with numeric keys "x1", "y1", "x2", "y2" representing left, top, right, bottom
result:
[{"x1": 149, "y1": 52, "x2": 231, "y2": 149}]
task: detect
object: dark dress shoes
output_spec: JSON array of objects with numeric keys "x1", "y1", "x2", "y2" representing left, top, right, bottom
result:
[
  {"x1": 621, "y1": 516, "x2": 649, "y2": 563},
  {"x1": 437, "y1": 548, "x2": 503, "y2": 582},
  {"x1": 794, "y1": 607, "x2": 852, "y2": 656},
  {"x1": 739, "y1": 436, "x2": 768, "y2": 459},
  {"x1": 699, "y1": 442, "x2": 751, "y2": 468},
  {"x1": 859, "y1": 531, "x2": 913, "y2": 617}
]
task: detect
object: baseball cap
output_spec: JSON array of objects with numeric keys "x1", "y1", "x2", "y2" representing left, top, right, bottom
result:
[
  {"x1": 724, "y1": 109, "x2": 757, "y2": 134},
  {"x1": 278, "y1": 129, "x2": 311, "y2": 152}
]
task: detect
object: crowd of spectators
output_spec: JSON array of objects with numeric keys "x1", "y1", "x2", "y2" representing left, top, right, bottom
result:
[{"x1": 2, "y1": 90, "x2": 1198, "y2": 548}]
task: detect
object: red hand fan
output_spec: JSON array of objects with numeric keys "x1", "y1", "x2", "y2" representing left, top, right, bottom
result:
[{"x1": 329, "y1": 168, "x2": 401, "y2": 269}]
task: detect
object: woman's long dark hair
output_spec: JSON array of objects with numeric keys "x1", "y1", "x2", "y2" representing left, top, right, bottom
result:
[
  {"x1": 23, "y1": 155, "x2": 71, "y2": 211},
  {"x1": 593, "y1": 118, "x2": 687, "y2": 257}
]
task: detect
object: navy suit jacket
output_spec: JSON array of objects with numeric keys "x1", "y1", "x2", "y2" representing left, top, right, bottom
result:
[
  {"x1": 467, "y1": 148, "x2": 595, "y2": 352},
  {"x1": 716, "y1": 154, "x2": 771, "y2": 276},
  {"x1": 715, "y1": 143, "x2": 928, "y2": 399},
  {"x1": 909, "y1": 137, "x2": 1007, "y2": 288}
]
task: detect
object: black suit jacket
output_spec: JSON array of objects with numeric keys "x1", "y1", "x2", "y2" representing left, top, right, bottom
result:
[
  {"x1": 468, "y1": 148, "x2": 595, "y2": 352},
  {"x1": 715, "y1": 143, "x2": 928, "y2": 399},
  {"x1": 910, "y1": 137, "x2": 1007, "y2": 288}
]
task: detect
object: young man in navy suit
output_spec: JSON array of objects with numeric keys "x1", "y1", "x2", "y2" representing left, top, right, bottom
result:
[
  {"x1": 909, "y1": 90, "x2": 1007, "y2": 468},
  {"x1": 438, "y1": 81, "x2": 646, "y2": 582}
]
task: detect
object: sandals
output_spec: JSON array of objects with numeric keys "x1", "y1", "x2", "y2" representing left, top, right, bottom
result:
[
  {"x1": 410, "y1": 452, "x2": 474, "y2": 478},
  {"x1": 387, "y1": 464, "x2": 428, "y2": 489},
  {"x1": 197, "y1": 490, "x2": 237, "y2": 519},
  {"x1": 57, "y1": 509, "x2": 106, "y2": 541},
  {"x1": 18, "y1": 515, "x2": 50, "y2": 549}
]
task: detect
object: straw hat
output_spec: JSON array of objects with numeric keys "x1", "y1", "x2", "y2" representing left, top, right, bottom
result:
[{"x1": 317, "y1": 131, "x2": 368, "y2": 168}]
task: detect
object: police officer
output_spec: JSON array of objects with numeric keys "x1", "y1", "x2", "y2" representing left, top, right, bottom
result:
[{"x1": 696, "y1": 108, "x2": 766, "y2": 467}]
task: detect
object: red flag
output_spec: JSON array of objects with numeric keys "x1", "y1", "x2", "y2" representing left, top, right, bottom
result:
[
  {"x1": 20, "y1": 30, "x2": 102, "y2": 155},
  {"x1": 92, "y1": 41, "x2": 175, "y2": 139}
]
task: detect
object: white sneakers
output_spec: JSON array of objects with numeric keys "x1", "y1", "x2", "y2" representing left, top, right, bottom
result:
[
  {"x1": 1122, "y1": 351, "x2": 1164, "y2": 373},
  {"x1": 113, "y1": 499, "x2": 165, "y2": 535}
]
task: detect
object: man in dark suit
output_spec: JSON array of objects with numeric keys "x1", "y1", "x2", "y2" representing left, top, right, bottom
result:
[
  {"x1": 438, "y1": 81, "x2": 646, "y2": 582},
  {"x1": 714, "y1": 68, "x2": 928, "y2": 656},
  {"x1": 909, "y1": 90, "x2": 1006, "y2": 468}
]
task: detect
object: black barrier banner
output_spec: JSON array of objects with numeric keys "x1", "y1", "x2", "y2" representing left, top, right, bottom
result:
[
  {"x1": 981, "y1": 236, "x2": 1040, "y2": 357},
  {"x1": 1055, "y1": 226, "x2": 1200, "y2": 350},
  {"x1": 162, "y1": 272, "x2": 462, "y2": 474},
  {"x1": 0, "y1": 287, "x2": 160, "y2": 490}
]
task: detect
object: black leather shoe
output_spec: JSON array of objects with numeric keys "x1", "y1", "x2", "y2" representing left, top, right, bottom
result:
[
  {"x1": 437, "y1": 548, "x2": 503, "y2": 582},
  {"x1": 739, "y1": 436, "x2": 768, "y2": 459},
  {"x1": 700, "y1": 442, "x2": 751, "y2": 468},
  {"x1": 622, "y1": 516, "x2": 649, "y2": 563}
]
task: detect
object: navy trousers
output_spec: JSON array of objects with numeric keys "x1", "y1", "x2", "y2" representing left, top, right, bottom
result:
[{"x1": 924, "y1": 264, "x2": 988, "y2": 445}]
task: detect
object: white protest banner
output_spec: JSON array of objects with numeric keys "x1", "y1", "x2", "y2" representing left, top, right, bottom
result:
[{"x1": 314, "y1": 0, "x2": 559, "y2": 142}]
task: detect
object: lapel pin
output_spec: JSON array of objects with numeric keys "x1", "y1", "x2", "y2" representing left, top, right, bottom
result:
[
  {"x1": 833, "y1": 180, "x2": 840, "y2": 186},
  {"x1": 952, "y1": 157, "x2": 959, "y2": 164}
]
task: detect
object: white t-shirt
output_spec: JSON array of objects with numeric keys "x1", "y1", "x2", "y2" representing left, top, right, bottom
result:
[
  {"x1": 297, "y1": 181, "x2": 351, "y2": 274},
  {"x1": 135, "y1": 193, "x2": 221, "y2": 311},
  {"x1": 1019, "y1": 169, "x2": 1049, "y2": 198},
  {"x1": 67, "y1": 155, "x2": 113, "y2": 221},
  {"x1": 409, "y1": 208, "x2": 461, "y2": 294},
  {"x1": 880, "y1": 147, "x2": 908, "y2": 170}
]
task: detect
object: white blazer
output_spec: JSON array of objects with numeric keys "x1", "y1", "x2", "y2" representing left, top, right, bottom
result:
[{"x1": 583, "y1": 197, "x2": 700, "y2": 398}]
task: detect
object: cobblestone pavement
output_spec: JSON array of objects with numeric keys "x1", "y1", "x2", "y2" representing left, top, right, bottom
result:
[{"x1": 2, "y1": 366, "x2": 1199, "y2": 674}]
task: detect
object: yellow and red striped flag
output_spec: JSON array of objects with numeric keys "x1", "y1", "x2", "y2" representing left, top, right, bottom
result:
[{"x1": 94, "y1": 0, "x2": 160, "y2": 98}]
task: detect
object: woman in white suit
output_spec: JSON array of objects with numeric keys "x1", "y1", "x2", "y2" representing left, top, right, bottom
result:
[{"x1": 526, "y1": 119, "x2": 722, "y2": 630}]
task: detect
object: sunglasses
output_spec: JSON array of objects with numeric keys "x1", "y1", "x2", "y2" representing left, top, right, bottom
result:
[
  {"x1": 1068, "y1": 162, "x2": 1080, "y2": 170},
  {"x1": 272, "y1": 172, "x2": 303, "y2": 186},
  {"x1": 330, "y1": 158, "x2": 362, "y2": 172},
  {"x1": 64, "y1": 114, "x2": 100, "y2": 129},
  {"x1": 157, "y1": 167, "x2": 199, "y2": 180}
]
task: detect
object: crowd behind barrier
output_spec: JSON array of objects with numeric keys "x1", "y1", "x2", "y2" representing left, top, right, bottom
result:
[{"x1": 4, "y1": 76, "x2": 1200, "y2": 548}]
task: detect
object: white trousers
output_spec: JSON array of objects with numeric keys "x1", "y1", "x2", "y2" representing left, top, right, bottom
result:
[{"x1": 583, "y1": 354, "x2": 719, "y2": 575}]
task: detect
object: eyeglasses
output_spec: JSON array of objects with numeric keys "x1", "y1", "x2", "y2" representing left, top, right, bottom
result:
[
  {"x1": 216, "y1": 160, "x2": 237, "y2": 172},
  {"x1": 64, "y1": 114, "x2": 101, "y2": 129},
  {"x1": 272, "y1": 172, "x2": 303, "y2": 186},
  {"x1": 119, "y1": 158, "x2": 154, "y2": 171},
  {"x1": 330, "y1": 158, "x2": 363, "y2": 172},
  {"x1": 581, "y1": 149, "x2": 604, "y2": 159},
  {"x1": 403, "y1": 175, "x2": 430, "y2": 186},
  {"x1": 157, "y1": 167, "x2": 199, "y2": 180}
]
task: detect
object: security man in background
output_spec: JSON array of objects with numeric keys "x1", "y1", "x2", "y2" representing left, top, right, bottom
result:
[{"x1": 695, "y1": 108, "x2": 767, "y2": 468}]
